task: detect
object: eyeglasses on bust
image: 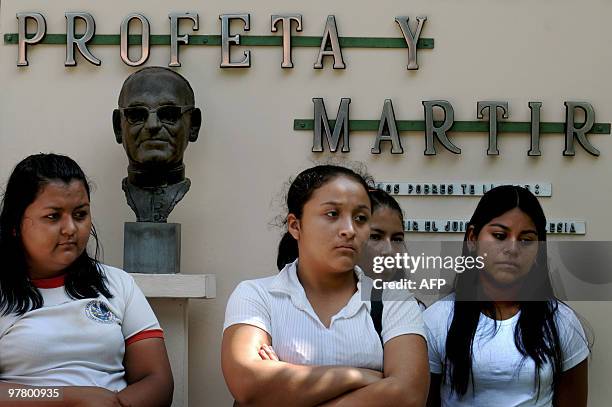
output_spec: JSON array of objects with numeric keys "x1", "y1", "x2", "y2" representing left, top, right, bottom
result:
[{"x1": 119, "y1": 105, "x2": 194, "y2": 125}]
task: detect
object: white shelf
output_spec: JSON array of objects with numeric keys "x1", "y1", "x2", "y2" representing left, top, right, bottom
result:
[{"x1": 131, "y1": 273, "x2": 216, "y2": 298}]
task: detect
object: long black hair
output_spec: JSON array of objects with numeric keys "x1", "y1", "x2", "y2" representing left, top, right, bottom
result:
[
  {"x1": 0, "y1": 153, "x2": 112, "y2": 316},
  {"x1": 276, "y1": 165, "x2": 372, "y2": 271},
  {"x1": 444, "y1": 185, "x2": 562, "y2": 398}
]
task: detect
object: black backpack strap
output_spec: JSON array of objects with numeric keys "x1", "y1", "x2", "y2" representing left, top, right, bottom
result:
[{"x1": 370, "y1": 285, "x2": 384, "y2": 345}]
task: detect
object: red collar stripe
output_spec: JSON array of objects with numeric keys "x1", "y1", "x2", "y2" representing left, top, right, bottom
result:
[{"x1": 31, "y1": 274, "x2": 66, "y2": 289}]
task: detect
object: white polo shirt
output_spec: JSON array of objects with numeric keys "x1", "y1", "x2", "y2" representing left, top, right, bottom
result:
[
  {"x1": 0, "y1": 264, "x2": 163, "y2": 391},
  {"x1": 424, "y1": 294, "x2": 589, "y2": 407},
  {"x1": 224, "y1": 260, "x2": 425, "y2": 371}
]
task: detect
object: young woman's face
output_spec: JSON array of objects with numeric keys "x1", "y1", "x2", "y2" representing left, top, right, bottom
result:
[
  {"x1": 359, "y1": 206, "x2": 405, "y2": 278},
  {"x1": 20, "y1": 180, "x2": 92, "y2": 279},
  {"x1": 289, "y1": 176, "x2": 371, "y2": 274},
  {"x1": 469, "y1": 207, "x2": 539, "y2": 287}
]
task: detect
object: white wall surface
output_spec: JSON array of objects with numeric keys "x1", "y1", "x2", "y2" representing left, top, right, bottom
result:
[{"x1": 1, "y1": 1, "x2": 611, "y2": 405}]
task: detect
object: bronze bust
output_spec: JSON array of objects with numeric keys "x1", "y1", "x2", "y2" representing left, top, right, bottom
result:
[{"x1": 113, "y1": 67, "x2": 201, "y2": 222}]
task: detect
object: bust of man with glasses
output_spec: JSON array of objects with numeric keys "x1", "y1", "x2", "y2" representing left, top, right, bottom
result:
[{"x1": 113, "y1": 67, "x2": 201, "y2": 222}]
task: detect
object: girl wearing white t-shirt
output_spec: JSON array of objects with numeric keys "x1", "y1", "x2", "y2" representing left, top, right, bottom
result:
[
  {"x1": 222, "y1": 165, "x2": 429, "y2": 406},
  {"x1": 424, "y1": 185, "x2": 589, "y2": 407},
  {"x1": 0, "y1": 154, "x2": 173, "y2": 407}
]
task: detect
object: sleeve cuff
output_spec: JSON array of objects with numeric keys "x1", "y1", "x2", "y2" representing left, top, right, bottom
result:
[
  {"x1": 429, "y1": 362, "x2": 442, "y2": 374},
  {"x1": 125, "y1": 329, "x2": 165, "y2": 346},
  {"x1": 222, "y1": 318, "x2": 271, "y2": 335},
  {"x1": 562, "y1": 347, "x2": 590, "y2": 372},
  {"x1": 383, "y1": 326, "x2": 427, "y2": 345}
]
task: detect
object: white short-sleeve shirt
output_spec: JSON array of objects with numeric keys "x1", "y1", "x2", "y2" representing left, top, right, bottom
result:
[
  {"x1": 224, "y1": 260, "x2": 425, "y2": 371},
  {"x1": 0, "y1": 264, "x2": 163, "y2": 391},
  {"x1": 424, "y1": 294, "x2": 589, "y2": 407}
]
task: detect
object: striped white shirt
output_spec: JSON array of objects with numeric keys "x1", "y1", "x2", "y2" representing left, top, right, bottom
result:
[{"x1": 224, "y1": 260, "x2": 425, "y2": 371}]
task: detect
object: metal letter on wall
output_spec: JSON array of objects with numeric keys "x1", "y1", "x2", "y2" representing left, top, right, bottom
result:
[
  {"x1": 65, "y1": 12, "x2": 100, "y2": 66},
  {"x1": 372, "y1": 99, "x2": 403, "y2": 154},
  {"x1": 394, "y1": 16, "x2": 427, "y2": 70},
  {"x1": 120, "y1": 13, "x2": 150, "y2": 67},
  {"x1": 403, "y1": 218, "x2": 585, "y2": 235},
  {"x1": 422, "y1": 100, "x2": 460, "y2": 155},
  {"x1": 477, "y1": 101, "x2": 509, "y2": 156},
  {"x1": 271, "y1": 15, "x2": 302, "y2": 69},
  {"x1": 16, "y1": 12, "x2": 46, "y2": 66},
  {"x1": 313, "y1": 15, "x2": 345, "y2": 69},
  {"x1": 563, "y1": 102, "x2": 599, "y2": 156},
  {"x1": 169, "y1": 12, "x2": 199, "y2": 67},
  {"x1": 220, "y1": 14, "x2": 251, "y2": 68},
  {"x1": 312, "y1": 98, "x2": 351, "y2": 152},
  {"x1": 376, "y1": 182, "x2": 552, "y2": 197},
  {"x1": 528, "y1": 102, "x2": 542, "y2": 156}
]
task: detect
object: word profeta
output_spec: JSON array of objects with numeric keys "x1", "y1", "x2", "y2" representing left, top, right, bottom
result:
[
  {"x1": 372, "y1": 253, "x2": 486, "y2": 274},
  {"x1": 12, "y1": 12, "x2": 428, "y2": 69}
]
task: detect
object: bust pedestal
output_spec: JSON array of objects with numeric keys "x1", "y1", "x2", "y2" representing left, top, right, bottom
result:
[{"x1": 131, "y1": 273, "x2": 216, "y2": 407}]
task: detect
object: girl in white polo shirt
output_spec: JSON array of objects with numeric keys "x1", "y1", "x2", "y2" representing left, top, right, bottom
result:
[
  {"x1": 424, "y1": 185, "x2": 589, "y2": 407},
  {"x1": 222, "y1": 165, "x2": 429, "y2": 406},
  {"x1": 0, "y1": 154, "x2": 173, "y2": 407}
]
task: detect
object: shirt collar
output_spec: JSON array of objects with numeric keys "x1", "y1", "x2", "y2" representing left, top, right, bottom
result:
[
  {"x1": 269, "y1": 260, "x2": 371, "y2": 319},
  {"x1": 31, "y1": 274, "x2": 66, "y2": 289}
]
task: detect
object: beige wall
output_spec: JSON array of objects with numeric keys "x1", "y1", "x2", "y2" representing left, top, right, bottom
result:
[{"x1": 1, "y1": 0, "x2": 611, "y2": 405}]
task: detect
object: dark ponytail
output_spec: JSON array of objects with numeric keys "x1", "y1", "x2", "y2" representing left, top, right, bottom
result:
[
  {"x1": 277, "y1": 232, "x2": 299, "y2": 271},
  {"x1": 276, "y1": 165, "x2": 372, "y2": 271}
]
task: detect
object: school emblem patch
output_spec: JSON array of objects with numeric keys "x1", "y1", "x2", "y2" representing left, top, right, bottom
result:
[{"x1": 85, "y1": 300, "x2": 119, "y2": 324}]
